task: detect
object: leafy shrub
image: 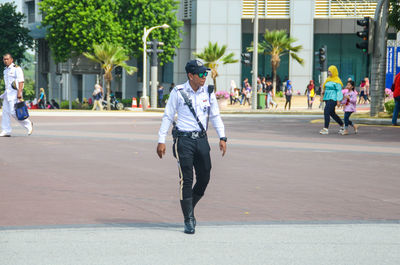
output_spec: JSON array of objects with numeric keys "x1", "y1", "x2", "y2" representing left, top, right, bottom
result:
[
  {"x1": 120, "y1": 98, "x2": 132, "y2": 107},
  {"x1": 163, "y1": 94, "x2": 170, "y2": 102},
  {"x1": 384, "y1": 100, "x2": 395, "y2": 115},
  {"x1": 276, "y1": 91, "x2": 284, "y2": 97},
  {"x1": 60, "y1": 100, "x2": 80, "y2": 109},
  {"x1": 24, "y1": 78, "x2": 35, "y2": 100}
]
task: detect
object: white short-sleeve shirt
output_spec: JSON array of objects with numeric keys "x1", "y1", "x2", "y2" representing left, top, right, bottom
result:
[{"x1": 3, "y1": 63, "x2": 24, "y2": 101}]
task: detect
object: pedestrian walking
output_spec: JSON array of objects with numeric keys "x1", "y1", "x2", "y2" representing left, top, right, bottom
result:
[
  {"x1": 37, "y1": 87, "x2": 46, "y2": 109},
  {"x1": 391, "y1": 72, "x2": 400, "y2": 126},
  {"x1": 0, "y1": 53, "x2": 33, "y2": 137},
  {"x1": 156, "y1": 59, "x2": 227, "y2": 234},
  {"x1": 358, "y1": 80, "x2": 366, "y2": 104},
  {"x1": 305, "y1": 80, "x2": 315, "y2": 109},
  {"x1": 284, "y1": 80, "x2": 293, "y2": 110},
  {"x1": 243, "y1": 81, "x2": 252, "y2": 106},
  {"x1": 240, "y1": 78, "x2": 248, "y2": 105},
  {"x1": 92, "y1": 84, "x2": 103, "y2": 111},
  {"x1": 229, "y1": 80, "x2": 236, "y2": 105},
  {"x1": 158, "y1": 85, "x2": 164, "y2": 107},
  {"x1": 261, "y1": 77, "x2": 267, "y2": 93},
  {"x1": 340, "y1": 80, "x2": 359, "y2": 135},
  {"x1": 266, "y1": 80, "x2": 277, "y2": 109},
  {"x1": 319, "y1": 65, "x2": 344, "y2": 135},
  {"x1": 363, "y1": 77, "x2": 370, "y2": 103},
  {"x1": 256, "y1": 78, "x2": 262, "y2": 93}
]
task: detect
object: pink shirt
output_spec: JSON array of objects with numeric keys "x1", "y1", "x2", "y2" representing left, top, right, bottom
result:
[{"x1": 341, "y1": 91, "x2": 357, "y2": 112}]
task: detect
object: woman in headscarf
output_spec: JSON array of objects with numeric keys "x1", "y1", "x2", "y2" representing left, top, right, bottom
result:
[
  {"x1": 284, "y1": 80, "x2": 293, "y2": 110},
  {"x1": 305, "y1": 80, "x2": 315, "y2": 109},
  {"x1": 319, "y1": 65, "x2": 344, "y2": 135}
]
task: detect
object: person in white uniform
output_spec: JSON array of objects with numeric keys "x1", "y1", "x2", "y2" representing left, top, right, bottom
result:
[
  {"x1": 0, "y1": 53, "x2": 33, "y2": 137},
  {"x1": 157, "y1": 59, "x2": 227, "y2": 234}
]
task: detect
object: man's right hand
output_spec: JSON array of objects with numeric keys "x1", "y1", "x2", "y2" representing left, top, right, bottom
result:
[{"x1": 157, "y1": 143, "x2": 166, "y2": 158}]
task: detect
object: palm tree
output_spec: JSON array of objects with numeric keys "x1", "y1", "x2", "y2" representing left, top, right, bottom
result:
[
  {"x1": 84, "y1": 42, "x2": 137, "y2": 110},
  {"x1": 193, "y1": 42, "x2": 238, "y2": 91},
  {"x1": 249, "y1": 29, "x2": 304, "y2": 94}
]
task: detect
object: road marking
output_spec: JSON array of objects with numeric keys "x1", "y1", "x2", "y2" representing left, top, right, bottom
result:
[{"x1": 310, "y1": 119, "x2": 398, "y2": 127}]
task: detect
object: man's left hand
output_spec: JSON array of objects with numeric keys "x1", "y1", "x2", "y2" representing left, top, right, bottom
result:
[{"x1": 219, "y1": 140, "x2": 226, "y2": 157}]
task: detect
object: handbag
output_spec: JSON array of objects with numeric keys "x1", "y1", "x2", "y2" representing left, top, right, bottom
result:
[{"x1": 15, "y1": 101, "x2": 29, "y2": 120}]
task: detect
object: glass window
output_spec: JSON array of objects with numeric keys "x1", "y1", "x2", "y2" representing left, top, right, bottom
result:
[{"x1": 27, "y1": 1, "x2": 35, "y2": 23}]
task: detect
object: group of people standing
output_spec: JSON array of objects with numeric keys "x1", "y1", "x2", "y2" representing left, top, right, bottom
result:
[{"x1": 230, "y1": 77, "x2": 279, "y2": 109}]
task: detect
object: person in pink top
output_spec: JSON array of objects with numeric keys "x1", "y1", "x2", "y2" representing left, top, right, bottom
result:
[{"x1": 340, "y1": 80, "x2": 359, "y2": 135}]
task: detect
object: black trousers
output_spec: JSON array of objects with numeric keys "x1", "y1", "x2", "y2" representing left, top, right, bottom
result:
[
  {"x1": 324, "y1": 100, "x2": 344, "y2": 128},
  {"x1": 344, "y1": 112, "x2": 354, "y2": 128},
  {"x1": 173, "y1": 136, "x2": 212, "y2": 200}
]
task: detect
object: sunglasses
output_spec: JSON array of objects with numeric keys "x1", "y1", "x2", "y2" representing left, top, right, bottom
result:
[{"x1": 197, "y1": 72, "x2": 208, "y2": 78}]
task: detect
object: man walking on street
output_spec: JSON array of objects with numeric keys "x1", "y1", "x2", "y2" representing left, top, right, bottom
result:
[
  {"x1": 392, "y1": 71, "x2": 400, "y2": 126},
  {"x1": 156, "y1": 59, "x2": 227, "y2": 234},
  {"x1": 0, "y1": 53, "x2": 33, "y2": 137}
]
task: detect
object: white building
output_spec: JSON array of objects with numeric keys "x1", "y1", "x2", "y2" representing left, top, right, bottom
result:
[{"x1": 18, "y1": 0, "x2": 396, "y2": 104}]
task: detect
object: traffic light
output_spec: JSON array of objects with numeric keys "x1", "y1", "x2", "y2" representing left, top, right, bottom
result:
[
  {"x1": 146, "y1": 39, "x2": 164, "y2": 54},
  {"x1": 147, "y1": 39, "x2": 164, "y2": 66},
  {"x1": 315, "y1": 45, "x2": 327, "y2": 72},
  {"x1": 241, "y1": 52, "x2": 252, "y2": 66},
  {"x1": 356, "y1": 17, "x2": 374, "y2": 54}
]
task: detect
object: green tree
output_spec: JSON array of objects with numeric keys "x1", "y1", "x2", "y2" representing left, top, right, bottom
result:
[
  {"x1": 249, "y1": 29, "x2": 304, "y2": 94},
  {"x1": 389, "y1": 0, "x2": 400, "y2": 31},
  {"x1": 117, "y1": 0, "x2": 183, "y2": 65},
  {"x1": 84, "y1": 42, "x2": 137, "y2": 110},
  {"x1": 193, "y1": 42, "x2": 238, "y2": 91},
  {"x1": 0, "y1": 2, "x2": 34, "y2": 77},
  {"x1": 23, "y1": 78, "x2": 36, "y2": 100},
  {"x1": 40, "y1": 0, "x2": 123, "y2": 62},
  {"x1": 39, "y1": 0, "x2": 183, "y2": 64}
]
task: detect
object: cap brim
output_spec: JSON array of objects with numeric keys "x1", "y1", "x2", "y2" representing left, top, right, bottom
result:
[{"x1": 194, "y1": 66, "x2": 210, "y2": 74}]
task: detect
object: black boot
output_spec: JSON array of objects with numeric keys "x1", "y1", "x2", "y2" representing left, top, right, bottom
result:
[
  {"x1": 192, "y1": 194, "x2": 203, "y2": 227},
  {"x1": 180, "y1": 198, "x2": 195, "y2": 234}
]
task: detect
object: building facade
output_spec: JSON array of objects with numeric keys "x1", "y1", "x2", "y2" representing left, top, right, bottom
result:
[{"x1": 19, "y1": 0, "x2": 396, "y2": 104}]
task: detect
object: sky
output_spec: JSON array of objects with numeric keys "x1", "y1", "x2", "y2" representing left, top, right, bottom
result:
[{"x1": 0, "y1": 0, "x2": 22, "y2": 12}]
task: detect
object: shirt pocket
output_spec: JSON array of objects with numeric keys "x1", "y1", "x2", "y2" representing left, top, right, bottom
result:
[
  {"x1": 7, "y1": 71, "x2": 15, "y2": 80},
  {"x1": 199, "y1": 96, "x2": 210, "y2": 113}
]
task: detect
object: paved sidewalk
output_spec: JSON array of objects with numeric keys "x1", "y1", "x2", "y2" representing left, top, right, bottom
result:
[{"x1": 1, "y1": 222, "x2": 399, "y2": 265}]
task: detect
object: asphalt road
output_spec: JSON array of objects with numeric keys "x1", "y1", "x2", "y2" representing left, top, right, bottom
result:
[{"x1": 1, "y1": 112, "x2": 399, "y2": 264}]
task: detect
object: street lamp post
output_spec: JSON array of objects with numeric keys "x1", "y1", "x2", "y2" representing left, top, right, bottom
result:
[
  {"x1": 142, "y1": 24, "x2": 169, "y2": 110},
  {"x1": 251, "y1": 0, "x2": 259, "y2": 110}
]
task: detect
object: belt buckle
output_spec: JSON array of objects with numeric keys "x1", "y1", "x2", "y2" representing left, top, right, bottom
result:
[{"x1": 191, "y1": 131, "x2": 199, "y2": 139}]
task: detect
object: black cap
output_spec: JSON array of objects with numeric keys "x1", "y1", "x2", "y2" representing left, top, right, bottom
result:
[{"x1": 185, "y1": 60, "x2": 210, "y2": 74}]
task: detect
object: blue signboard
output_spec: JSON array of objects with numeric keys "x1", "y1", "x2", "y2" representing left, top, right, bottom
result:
[
  {"x1": 386, "y1": 46, "x2": 395, "y2": 88},
  {"x1": 397, "y1": 47, "x2": 400, "y2": 75}
]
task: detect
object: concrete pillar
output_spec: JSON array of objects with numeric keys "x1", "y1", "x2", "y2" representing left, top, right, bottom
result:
[
  {"x1": 289, "y1": 0, "x2": 315, "y2": 93},
  {"x1": 191, "y1": 0, "x2": 242, "y2": 91}
]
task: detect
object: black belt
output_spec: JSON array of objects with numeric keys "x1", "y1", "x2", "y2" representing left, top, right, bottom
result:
[{"x1": 176, "y1": 130, "x2": 207, "y2": 139}]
